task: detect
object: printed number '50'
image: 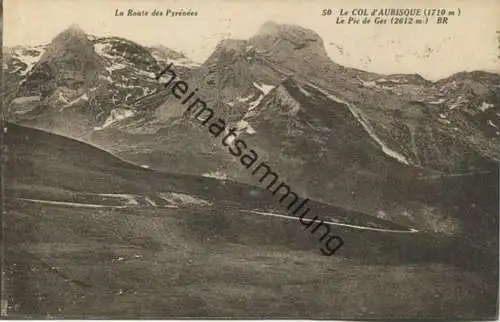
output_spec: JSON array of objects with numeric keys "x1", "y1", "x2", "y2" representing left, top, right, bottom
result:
[{"x1": 322, "y1": 9, "x2": 332, "y2": 16}]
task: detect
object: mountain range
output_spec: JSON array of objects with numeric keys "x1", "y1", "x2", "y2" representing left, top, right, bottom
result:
[{"x1": 5, "y1": 23, "x2": 500, "y2": 169}]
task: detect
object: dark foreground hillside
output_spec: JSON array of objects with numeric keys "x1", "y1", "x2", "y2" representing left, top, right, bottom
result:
[{"x1": 2, "y1": 122, "x2": 498, "y2": 319}]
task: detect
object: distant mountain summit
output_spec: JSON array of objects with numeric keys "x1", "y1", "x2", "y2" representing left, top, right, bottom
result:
[
  {"x1": 22, "y1": 24, "x2": 104, "y2": 97},
  {"x1": 251, "y1": 21, "x2": 332, "y2": 65},
  {"x1": 51, "y1": 23, "x2": 88, "y2": 44}
]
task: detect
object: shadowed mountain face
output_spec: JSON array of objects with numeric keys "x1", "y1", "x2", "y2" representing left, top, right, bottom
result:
[
  {"x1": 24, "y1": 24, "x2": 104, "y2": 96},
  {"x1": 2, "y1": 121, "x2": 499, "y2": 318}
]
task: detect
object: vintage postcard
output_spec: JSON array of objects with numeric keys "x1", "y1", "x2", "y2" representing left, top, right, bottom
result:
[{"x1": 1, "y1": 0, "x2": 499, "y2": 319}]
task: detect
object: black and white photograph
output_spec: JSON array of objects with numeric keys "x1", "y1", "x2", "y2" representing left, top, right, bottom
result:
[{"x1": 1, "y1": 0, "x2": 499, "y2": 319}]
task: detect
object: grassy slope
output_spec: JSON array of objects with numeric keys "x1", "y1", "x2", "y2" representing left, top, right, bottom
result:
[
  {"x1": 3, "y1": 202, "x2": 496, "y2": 319},
  {"x1": 3, "y1": 122, "x2": 499, "y2": 318}
]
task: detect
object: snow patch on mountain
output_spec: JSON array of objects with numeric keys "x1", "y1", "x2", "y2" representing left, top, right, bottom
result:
[
  {"x1": 298, "y1": 85, "x2": 312, "y2": 97},
  {"x1": 221, "y1": 127, "x2": 238, "y2": 145},
  {"x1": 94, "y1": 43, "x2": 114, "y2": 60},
  {"x1": 376, "y1": 78, "x2": 390, "y2": 83},
  {"x1": 98, "y1": 193, "x2": 140, "y2": 205},
  {"x1": 357, "y1": 77, "x2": 377, "y2": 88},
  {"x1": 57, "y1": 92, "x2": 69, "y2": 104},
  {"x1": 237, "y1": 94, "x2": 254, "y2": 103},
  {"x1": 62, "y1": 93, "x2": 89, "y2": 108},
  {"x1": 479, "y1": 102, "x2": 494, "y2": 112},
  {"x1": 487, "y1": 120, "x2": 498, "y2": 129},
  {"x1": 136, "y1": 69, "x2": 156, "y2": 79},
  {"x1": 202, "y1": 171, "x2": 228, "y2": 180},
  {"x1": 449, "y1": 96, "x2": 468, "y2": 110},
  {"x1": 236, "y1": 119, "x2": 257, "y2": 135},
  {"x1": 248, "y1": 95, "x2": 264, "y2": 111},
  {"x1": 11, "y1": 46, "x2": 46, "y2": 75},
  {"x1": 10, "y1": 96, "x2": 40, "y2": 115},
  {"x1": 94, "y1": 108, "x2": 135, "y2": 130},
  {"x1": 11, "y1": 96, "x2": 41, "y2": 105},
  {"x1": 428, "y1": 98, "x2": 446, "y2": 104},
  {"x1": 253, "y1": 82, "x2": 275, "y2": 95},
  {"x1": 106, "y1": 62, "x2": 127, "y2": 73},
  {"x1": 275, "y1": 85, "x2": 301, "y2": 115},
  {"x1": 159, "y1": 192, "x2": 212, "y2": 206}
]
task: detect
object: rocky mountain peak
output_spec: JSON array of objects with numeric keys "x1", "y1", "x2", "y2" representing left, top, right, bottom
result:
[
  {"x1": 43, "y1": 24, "x2": 96, "y2": 60},
  {"x1": 67, "y1": 23, "x2": 85, "y2": 32},
  {"x1": 251, "y1": 22, "x2": 328, "y2": 59},
  {"x1": 205, "y1": 39, "x2": 249, "y2": 65},
  {"x1": 20, "y1": 24, "x2": 104, "y2": 99},
  {"x1": 195, "y1": 23, "x2": 331, "y2": 103},
  {"x1": 216, "y1": 39, "x2": 248, "y2": 52},
  {"x1": 256, "y1": 21, "x2": 282, "y2": 35},
  {"x1": 52, "y1": 23, "x2": 89, "y2": 45},
  {"x1": 257, "y1": 21, "x2": 321, "y2": 41}
]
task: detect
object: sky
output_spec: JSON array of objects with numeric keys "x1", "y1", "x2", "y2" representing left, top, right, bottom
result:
[{"x1": 4, "y1": 0, "x2": 500, "y2": 80}]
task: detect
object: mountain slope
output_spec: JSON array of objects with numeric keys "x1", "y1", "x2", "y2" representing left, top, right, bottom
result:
[
  {"x1": 3, "y1": 121, "x2": 498, "y2": 318},
  {"x1": 4, "y1": 121, "x2": 412, "y2": 234}
]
